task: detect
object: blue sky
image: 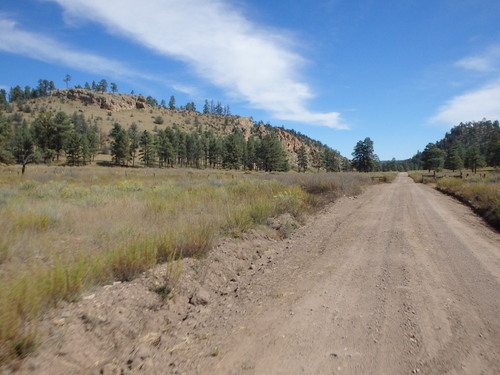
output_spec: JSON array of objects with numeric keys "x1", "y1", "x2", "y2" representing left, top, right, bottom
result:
[{"x1": 1, "y1": 0, "x2": 500, "y2": 160}]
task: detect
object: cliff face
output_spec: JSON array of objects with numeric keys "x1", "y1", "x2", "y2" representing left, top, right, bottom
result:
[
  {"x1": 253, "y1": 125, "x2": 318, "y2": 165},
  {"x1": 52, "y1": 89, "x2": 148, "y2": 110}
]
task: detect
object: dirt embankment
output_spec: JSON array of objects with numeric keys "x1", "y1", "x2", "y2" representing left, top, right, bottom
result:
[{"x1": 10, "y1": 173, "x2": 500, "y2": 375}]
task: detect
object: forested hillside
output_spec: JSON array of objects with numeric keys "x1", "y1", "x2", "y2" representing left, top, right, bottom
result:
[
  {"x1": 0, "y1": 80, "x2": 347, "y2": 173},
  {"x1": 380, "y1": 120, "x2": 500, "y2": 172},
  {"x1": 417, "y1": 120, "x2": 500, "y2": 172}
]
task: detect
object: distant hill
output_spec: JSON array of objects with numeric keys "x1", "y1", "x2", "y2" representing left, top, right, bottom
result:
[
  {"x1": 409, "y1": 120, "x2": 500, "y2": 170},
  {"x1": 2, "y1": 88, "x2": 346, "y2": 169},
  {"x1": 435, "y1": 120, "x2": 499, "y2": 155}
]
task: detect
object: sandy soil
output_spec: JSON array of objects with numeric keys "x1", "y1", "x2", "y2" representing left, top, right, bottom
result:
[{"x1": 11, "y1": 173, "x2": 500, "y2": 374}]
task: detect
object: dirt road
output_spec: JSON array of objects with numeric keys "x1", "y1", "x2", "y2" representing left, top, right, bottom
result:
[
  {"x1": 16, "y1": 173, "x2": 500, "y2": 374},
  {"x1": 201, "y1": 173, "x2": 500, "y2": 374}
]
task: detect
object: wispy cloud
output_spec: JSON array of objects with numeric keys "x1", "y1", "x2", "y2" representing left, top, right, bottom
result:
[
  {"x1": 430, "y1": 45, "x2": 500, "y2": 125},
  {"x1": 0, "y1": 16, "x2": 133, "y2": 78},
  {"x1": 429, "y1": 80, "x2": 500, "y2": 125},
  {"x1": 47, "y1": 0, "x2": 345, "y2": 129},
  {"x1": 0, "y1": 15, "x2": 191, "y2": 93},
  {"x1": 455, "y1": 45, "x2": 500, "y2": 72}
]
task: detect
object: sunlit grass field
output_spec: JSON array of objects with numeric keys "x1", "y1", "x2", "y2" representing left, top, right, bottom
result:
[{"x1": 0, "y1": 165, "x2": 387, "y2": 363}]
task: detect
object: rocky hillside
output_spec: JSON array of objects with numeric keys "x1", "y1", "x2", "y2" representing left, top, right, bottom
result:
[{"x1": 6, "y1": 88, "x2": 343, "y2": 167}]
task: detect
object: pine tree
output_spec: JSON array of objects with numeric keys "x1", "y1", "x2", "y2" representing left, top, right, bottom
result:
[
  {"x1": 127, "y1": 123, "x2": 140, "y2": 167},
  {"x1": 156, "y1": 129, "x2": 175, "y2": 167},
  {"x1": 244, "y1": 136, "x2": 257, "y2": 170},
  {"x1": 322, "y1": 149, "x2": 339, "y2": 172},
  {"x1": 297, "y1": 145, "x2": 308, "y2": 172},
  {"x1": 352, "y1": 137, "x2": 377, "y2": 172},
  {"x1": 421, "y1": 143, "x2": 444, "y2": 172},
  {"x1": 13, "y1": 120, "x2": 34, "y2": 173},
  {"x1": 0, "y1": 114, "x2": 15, "y2": 164},
  {"x1": 486, "y1": 134, "x2": 500, "y2": 167},
  {"x1": 208, "y1": 136, "x2": 222, "y2": 168},
  {"x1": 65, "y1": 130, "x2": 83, "y2": 166},
  {"x1": 258, "y1": 133, "x2": 289, "y2": 172},
  {"x1": 444, "y1": 145, "x2": 464, "y2": 171},
  {"x1": 223, "y1": 132, "x2": 244, "y2": 169},
  {"x1": 464, "y1": 146, "x2": 486, "y2": 173},
  {"x1": 109, "y1": 123, "x2": 130, "y2": 166},
  {"x1": 169, "y1": 95, "x2": 176, "y2": 110},
  {"x1": 98, "y1": 79, "x2": 108, "y2": 92},
  {"x1": 139, "y1": 130, "x2": 156, "y2": 167},
  {"x1": 64, "y1": 74, "x2": 71, "y2": 88}
]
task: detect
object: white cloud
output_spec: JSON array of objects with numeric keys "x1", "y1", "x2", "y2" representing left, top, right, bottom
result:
[
  {"x1": 47, "y1": 0, "x2": 345, "y2": 129},
  {"x1": 429, "y1": 81, "x2": 500, "y2": 125},
  {"x1": 0, "y1": 15, "x2": 186, "y2": 91},
  {"x1": 0, "y1": 17, "x2": 133, "y2": 78},
  {"x1": 455, "y1": 45, "x2": 500, "y2": 72}
]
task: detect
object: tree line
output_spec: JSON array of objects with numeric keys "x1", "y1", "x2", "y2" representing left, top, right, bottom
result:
[
  {"x1": 361, "y1": 120, "x2": 500, "y2": 173},
  {"x1": 0, "y1": 109, "x2": 294, "y2": 173},
  {"x1": 107, "y1": 122, "x2": 290, "y2": 171},
  {"x1": 418, "y1": 120, "x2": 500, "y2": 173},
  {"x1": 0, "y1": 111, "x2": 100, "y2": 173}
]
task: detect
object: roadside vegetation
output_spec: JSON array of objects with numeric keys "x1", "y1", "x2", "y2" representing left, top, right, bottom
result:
[
  {"x1": 0, "y1": 165, "x2": 383, "y2": 364},
  {"x1": 409, "y1": 170, "x2": 500, "y2": 229},
  {"x1": 436, "y1": 174, "x2": 500, "y2": 229}
]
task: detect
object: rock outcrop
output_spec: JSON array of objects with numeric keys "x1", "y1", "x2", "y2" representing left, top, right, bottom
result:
[{"x1": 52, "y1": 89, "x2": 148, "y2": 111}]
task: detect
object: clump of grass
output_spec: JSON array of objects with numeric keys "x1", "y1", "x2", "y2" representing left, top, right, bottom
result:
[
  {"x1": 408, "y1": 173, "x2": 423, "y2": 183},
  {"x1": 211, "y1": 346, "x2": 220, "y2": 357},
  {"x1": 157, "y1": 254, "x2": 183, "y2": 300},
  {"x1": 108, "y1": 238, "x2": 158, "y2": 282}
]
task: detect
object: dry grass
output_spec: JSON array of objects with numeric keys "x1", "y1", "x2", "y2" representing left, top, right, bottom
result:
[
  {"x1": 10, "y1": 95, "x2": 249, "y2": 136},
  {"x1": 436, "y1": 175, "x2": 500, "y2": 229},
  {"x1": 0, "y1": 166, "x2": 377, "y2": 364},
  {"x1": 408, "y1": 170, "x2": 500, "y2": 229}
]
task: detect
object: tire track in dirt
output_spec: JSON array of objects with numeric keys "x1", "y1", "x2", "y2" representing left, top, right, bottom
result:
[{"x1": 202, "y1": 173, "x2": 500, "y2": 375}]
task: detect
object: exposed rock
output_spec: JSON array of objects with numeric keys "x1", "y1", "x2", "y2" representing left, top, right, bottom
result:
[
  {"x1": 190, "y1": 288, "x2": 210, "y2": 306},
  {"x1": 52, "y1": 89, "x2": 148, "y2": 111}
]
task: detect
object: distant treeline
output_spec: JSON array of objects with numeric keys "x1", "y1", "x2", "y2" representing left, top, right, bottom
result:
[
  {"x1": 0, "y1": 109, "x2": 294, "y2": 173},
  {"x1": 380, "y1": 120, "x2": 500, "y2": 172}
]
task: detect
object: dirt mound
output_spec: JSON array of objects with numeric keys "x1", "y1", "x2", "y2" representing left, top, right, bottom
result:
[{"x1": 10, "y1": 226, "x2": 292, "y2": 374}]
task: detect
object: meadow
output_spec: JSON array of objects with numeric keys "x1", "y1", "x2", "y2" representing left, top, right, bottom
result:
[{"x1": 0, "y1": 165, "x2": 384, "y2": 363}]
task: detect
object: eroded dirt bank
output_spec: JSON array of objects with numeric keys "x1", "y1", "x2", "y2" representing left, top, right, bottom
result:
[{"x1": 12, "y1": 173, "x2": 500, "y2": 374}]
